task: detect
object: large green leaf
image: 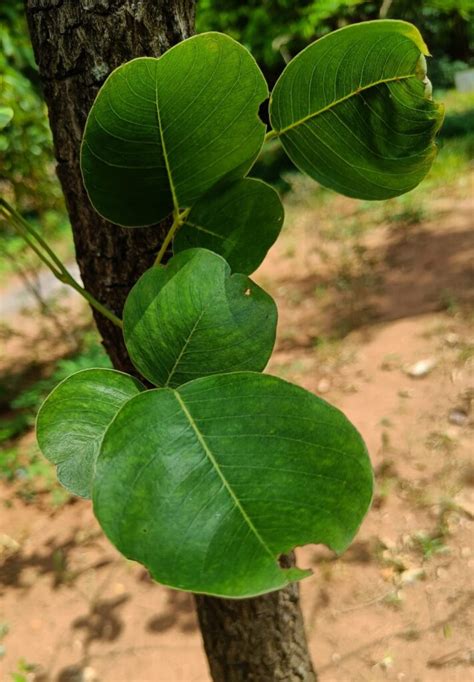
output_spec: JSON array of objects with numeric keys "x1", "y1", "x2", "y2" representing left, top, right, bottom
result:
[
  {"x1": 36, "y1": 369, "x2": 144, "y2": 498},
  {"x1": 174, "y1": 178, "x2": 284, "y2": 275},
  {"x1": 269, "y1": 20, "x2": 444, "y2": 200},
  {"x1": 81, "y1": 32, "x2": 268, "y2": 227},
  {"x1": 123, "y1": 249, "x2": 277, "y2": 387},
  {"x1": 93, "y1": 372, "x2": 373, "y2": 598}
]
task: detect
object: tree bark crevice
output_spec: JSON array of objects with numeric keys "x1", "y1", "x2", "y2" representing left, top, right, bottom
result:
[{"x1": 25, "y1": 2, "x2": 317, "y2": 679}]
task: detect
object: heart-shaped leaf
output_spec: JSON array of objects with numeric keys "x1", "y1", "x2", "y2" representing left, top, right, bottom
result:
[
  {"x1": 93, "y1": 372, "x2": 373, "y2": 598},
  {"x1": 81, "y1": 32, "x2": 268, "y2": 227},
  {"x1": 174, "y1": 178, "x2": 284, "y2": 274},
  {"x1": 123, "y1": 249, "x2": 277, "y2": 387},
  {"x1": 270, "y1": 20, "x2": 444, "y2": 200},
  {"x1": 36, "y1": 369, "x2": 144, "y2": 498}
]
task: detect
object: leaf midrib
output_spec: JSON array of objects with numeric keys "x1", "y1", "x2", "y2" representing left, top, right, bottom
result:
[
  {"x1": 274, "y1": 73, "x2": 416, "y2": 137},
  {"x1": 165, "y1": 309, "x2": 206, "y2": 387},
  {"x1": 154, "y1": 64, "x2": 179, "y2": 213},
  {"x1": 174, "y1": 391, "x2": 276, "y2": 562}
]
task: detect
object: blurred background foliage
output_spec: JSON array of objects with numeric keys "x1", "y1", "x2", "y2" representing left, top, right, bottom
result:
[
  {"x1": 0, "y1": 0, "x2": 473, "y2": 492},
  {"x1": 196, "y1": 0, "x2": 474, "y2": 187},
  {"x1": 0, "y1": 0, "x2": 67, "y2": 283},
  {"x1": 197, "y1": 0, "x2": 474, "y2": 89}
]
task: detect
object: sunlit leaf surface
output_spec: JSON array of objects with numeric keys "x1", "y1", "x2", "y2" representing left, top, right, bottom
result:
[
  {"x1": 37, "y1": 369, "x2": 144, "y2": 498},
  {"x1": 123, "y1": 249, "x2": 277, "y2": 387},
  {"x1": 81, "y1": 33, "x2": 268, "y2": 226},
  {"x1": 93, "y1": 372, "x2": 373, "y2": 598},
  {"x1": 270, "y1": 20, "x2": 444, "y2": 200}
]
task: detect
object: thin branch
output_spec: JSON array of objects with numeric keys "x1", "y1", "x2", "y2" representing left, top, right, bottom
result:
[
  {"x1": 0, "y1": 198, "x2": 123, "y2": 329},
  {"x1": 1, "y1": 211, "x2": 63, "y2": 278},
  {"x1": 1, "y1": 198, "x2": 68, "y2": 275}
]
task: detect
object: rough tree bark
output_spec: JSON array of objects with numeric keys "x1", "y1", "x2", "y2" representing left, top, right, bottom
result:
[
  {"x1": 25, "y1": 2, "x2": 317, "y2": 680},
  {"x1": 196, "y1": 553, "x2": 316, "y2": 681}
]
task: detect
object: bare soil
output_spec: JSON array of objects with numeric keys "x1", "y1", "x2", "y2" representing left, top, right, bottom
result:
[{"x1": 1, "y1": 182, "x2": 473, "y2": 682}]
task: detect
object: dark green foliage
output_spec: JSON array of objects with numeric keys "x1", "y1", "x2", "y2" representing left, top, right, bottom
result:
[
  {"x1": 441, "y1": 110, "x2": 474, "y2": 139},
  {"x1": 197, "y1": 0, "x2": 473, "y2": 89},
  {"x1": 269, "y1": 21, "x2": 443, "y2": 200},
  {"x1": 175, "y1": 179, "x2": 284, "y2": 274},
  {"x1": 81, "y1": 34, "x2": 268, "y2": 226},
  {"x1": 196, "y1": 0, "x2": 373, "y2": 83},
  {"x1": 123, "y1": 249, "x2": 277, "y2": 387},
  {"x1": 36, "y1": 22, "x2": 443, "y2": 598},
  {"x1": 93, "y1": 372, "x2": 373, "y2": 597},
  {"x1": 0, "y1": 1, "x2": 67, "y2": 279},
  {"x1": 0, "y1": 3, "x2": 62, "y2": 212}
]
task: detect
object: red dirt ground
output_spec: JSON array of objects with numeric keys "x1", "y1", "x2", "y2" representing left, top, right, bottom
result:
[{"x1": 1, "y1": 184, "x2": 473, "y2": 681}]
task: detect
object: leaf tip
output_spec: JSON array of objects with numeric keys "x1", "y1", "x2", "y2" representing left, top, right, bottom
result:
[{"x1": 284, "y1": 566, "x2": 313, "y2": 584}]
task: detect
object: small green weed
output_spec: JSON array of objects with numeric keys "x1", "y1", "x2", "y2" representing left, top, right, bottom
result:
[
  {"x1": 413, "y1": 532, "x2": 449, "y2": 560},
  {"x1": 457, "y1": 342, "x2": 474, "y2": 365},
  {"x1": 425, "y1": 431, "x2": 456, "y2": 454},
  {"x1": 0, "y1": 448, "x2": 22, "y2": 482},
  {"x1": 439, "y1": 289, "x2": 461, "y2": 316},
  {"x1": 10, "y1": 658, "x2": 38, "y2": 682}
]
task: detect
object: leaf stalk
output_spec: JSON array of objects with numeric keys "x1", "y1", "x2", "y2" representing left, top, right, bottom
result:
[
  {"x1": 264, "y1": 129, "x2": 279, "y2": 143},
  {"x1": 154, "y1": 208, "x2": 190, "y2": 266}
]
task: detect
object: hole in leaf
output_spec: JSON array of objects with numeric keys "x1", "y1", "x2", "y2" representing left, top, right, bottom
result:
[
  {"x1": 278, "y1": 553, "x2": 293, "y2": 569},
  {"x1": 258, "y1": 99, "x2": 270, "y2": 126}
]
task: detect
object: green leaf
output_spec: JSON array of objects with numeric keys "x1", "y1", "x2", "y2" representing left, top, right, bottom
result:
[
  {"x1": 81, "y1": 32, "x2": 268, "y2": 227},
  {"x1": 123, "y1": 249, "x2": 277, "y2": 387},
  {"x1": 93, "y1": 372, "x2": 373, "y2": 598},
  {"x1": 36, "y1": 369, "x2": 144, "y2": 498},
  {"x1": 270, "y1": 20, "x2": 444, "y2": 200},
  {"x1": 174, "y1": 178, "x2": 284, "y2": 275},
  {"x1": 0, "y1": 107, "x2": 13, "y2": 130}
]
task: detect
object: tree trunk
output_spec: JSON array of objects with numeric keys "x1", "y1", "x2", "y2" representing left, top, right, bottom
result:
[
  {"x1": 25, "y1": 2, "x2": 316, "y2": 680},
  {"x1": 196, "y1": 553, "x2": 316, "y2": 681}
]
